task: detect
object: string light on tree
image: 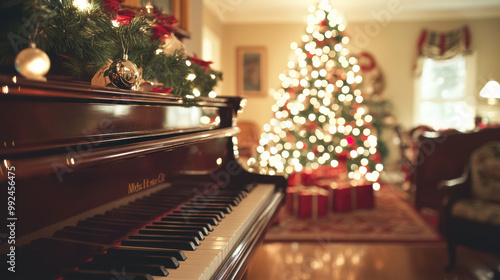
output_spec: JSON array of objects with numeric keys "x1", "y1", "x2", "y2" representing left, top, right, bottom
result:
[
  {"x1": 73, "y1": 0, "x2": 92, "y2": 11},
  {"x1": 251, "y1": 0, "x2": 383, "y2": 183}
]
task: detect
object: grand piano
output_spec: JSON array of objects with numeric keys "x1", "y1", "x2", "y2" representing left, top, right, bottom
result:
[{"x1": 0, "y1": 74, "x2": 287, "y2": 280}]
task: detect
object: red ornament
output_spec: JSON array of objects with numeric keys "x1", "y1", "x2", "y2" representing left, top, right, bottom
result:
[
  {"x1": 371, "y1": 153, "x2": 382, "y2": 163},
  {"x1": 153, "y1": 13, "x2": 178, "y2": 35},
  {"x1": 115, "y1": 9, "x2": 136, "y2": 25},
  {"x1": 102, "y1": 0, "x2": 121, "y2": 15},
  {"x1": 337, "y1": 151, "x2": 348, "y2": 162},
  {"x1": 346, "y1": 136, "x2": 355, "y2": 145},
  {"x1": 152, "y1": 87, "x2": 172, "y2": 94},
  {"x1": 151, "y1": 25, "x2": 170, "y2": 41},
  {"x1": 308, "y1": 122, "x2": 318, "y2": 130},
  {"x1": 312, "y1": 145, "x2": 319, "y2": 155}
]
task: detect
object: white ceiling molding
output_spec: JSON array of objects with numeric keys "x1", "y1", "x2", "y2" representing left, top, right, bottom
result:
[{"x1": 203, "y1": 0, "x2": 500, "y2": 23}]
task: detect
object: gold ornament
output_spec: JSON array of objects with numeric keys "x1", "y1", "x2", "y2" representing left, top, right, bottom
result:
[
  {"x1": 15, "y1": 43, "x2": 51, "y2": 81},
  {"x1": 108, "y1": 55, "x2": 140, "y2": 89}
]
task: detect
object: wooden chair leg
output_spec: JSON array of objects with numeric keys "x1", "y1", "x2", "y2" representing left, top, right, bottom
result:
[
  {"x1": 493, "y1": 264, "x2": 500, "y2": 280},
  {"x1": 445, "y1": 240, "x2": 456, "y2": 271}
]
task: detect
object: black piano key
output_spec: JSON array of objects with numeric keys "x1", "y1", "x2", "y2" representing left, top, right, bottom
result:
[
  {"x1": 213, "y1": 194, "x2": 242, "y2": 202},
  {"x1": 107, "y1": 208, "x2": 160, "y2": 217},
  {"x1": 202, "y1": 198, "x2": 239, "y2": 206},
  {"x1": 139, "y1": 197, "x2": 185, "y2": 204},
  {"x1": 185, "y1": 202, "x2": 234, "y2": 210},
  {"x1": 106, "y1": 246, "x2": 187, "y2": 261},
  {"x1": 61, "y1": 225, "x2": 123, "y2": 236},
  {"x1": 79, "y1": 262, "x2": 169, "y2": 276},
  {"x1": 173, "y1": 209, "x2": 224, "y2": 219},
  {"x1": 161, "y1": 216, "x2": 218, "y2": 226},
  {"x1": 113, "y1": 206, "x2": 162, "y2": 213},
  {"x1": 102, "y1": 210, "x2": 158, "y2": 220},
  {"x1": 121, "y1": 239, "x2": 197, "y2": 251},
  {"x1": 131, "y1": 200, "x2": 176, "y2": 207},
  {"x1": 63, "y1": 269, "x2": 154, "y2": 280},
  {"x1": 151, "y1": 221, "x2": 212, "y2": 234},
  {"x1": 180, "y1": 205, "x2": 232, "y2": 214},
  {"x1": 165, "y1": 213, "x2": 221, "y2": 222},
  {"x1": 217, "y1": 189, "x2": 248, "y2": 197},
  {"x1": 139, "y1": 228, "x2": 204, "y2": 240},
  {"x1": 128, "y1": 234, "x2": 201, "y2": 246},
  {"x1": 53, "y1": 229, "x2": 117, "y2": 244},
  {"x1": 14, "y1": 238, "x2": 103, "y2": 280},
  {"x1": 91, "y1": 215, "x2": 143, "y2": 224},
  {"x1": 77, "y1": 220, "x2": 134, "y2": 232},
  {"x1": 92, "y1": 253, "x2": 181, "y2": 268},
  {"x1": 118, "y1": 205, "x2": 171, "y2": 212}
]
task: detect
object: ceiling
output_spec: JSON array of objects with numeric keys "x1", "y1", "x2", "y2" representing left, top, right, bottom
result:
[{"x1": 203, "y1": 0, "x2": 500, "y2": 23}]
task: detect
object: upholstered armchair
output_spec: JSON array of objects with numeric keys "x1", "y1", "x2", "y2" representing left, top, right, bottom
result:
[{"x1": 439, "y1": 141, "x2": 500, "y2": 274}]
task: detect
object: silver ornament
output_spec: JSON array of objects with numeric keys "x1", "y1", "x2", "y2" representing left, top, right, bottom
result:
[
  {"x1": 162, "y1": 34, "x2": 185, "y2": 56},
  {"x1": 15, "y1": 43, "x2": 51, "y2": 81},
  {"x1": 108, "y1": 55, "x2": 140, "y2": 89}
]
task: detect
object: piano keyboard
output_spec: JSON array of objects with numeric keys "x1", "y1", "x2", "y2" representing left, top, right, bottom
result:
[
  {"x1": 61, "y1": 183, "x2": 276, "y2": 280},
  {"x1": 165, "y1": 184, "x2": 274, "y2": 280}
]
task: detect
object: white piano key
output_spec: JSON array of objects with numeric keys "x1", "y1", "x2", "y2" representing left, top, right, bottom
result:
[{"x1": 153, "y1": 184, "x2": 275, "y2": 280}]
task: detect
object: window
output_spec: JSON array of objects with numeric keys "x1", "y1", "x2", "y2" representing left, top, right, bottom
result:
[{"x1": 415, "y1": 54, "x2": 476, "y2": 132}]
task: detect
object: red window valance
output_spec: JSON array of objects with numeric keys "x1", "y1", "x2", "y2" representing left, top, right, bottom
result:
[{"x1": 417, "y1": 26, "x2": 471, "y2": 60}]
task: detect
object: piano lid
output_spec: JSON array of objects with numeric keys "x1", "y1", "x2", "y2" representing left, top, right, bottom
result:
[{"x1": 0, "y1": 75, "x2": 244, "y2": 156}]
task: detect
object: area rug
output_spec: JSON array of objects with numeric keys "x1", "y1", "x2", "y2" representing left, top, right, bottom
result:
[{"x1": 265, "y1": 185, "x2": 443, "y2": 242}]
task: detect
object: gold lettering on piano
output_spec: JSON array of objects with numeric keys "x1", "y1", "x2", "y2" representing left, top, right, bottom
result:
[{"x1": 128, "y1": 172, "x2": 166, "y2": 194}]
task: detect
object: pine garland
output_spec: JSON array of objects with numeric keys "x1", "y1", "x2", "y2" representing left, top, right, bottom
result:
[
  {"x1": 188, "y1": 63, "x2": 223, "y2": 97},
  {"x1": 0, "y1": 0, "x2": 222, "y2": 103}
]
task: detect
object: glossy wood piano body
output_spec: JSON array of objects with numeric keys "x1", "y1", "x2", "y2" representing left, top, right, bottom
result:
[{"x1": 0, "y1": 75, "x2": 287, "y2": 280}]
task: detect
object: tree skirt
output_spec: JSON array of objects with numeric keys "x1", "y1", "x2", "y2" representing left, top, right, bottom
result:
[{"x1": 265, "y1": 186, "x2": 442, "y2": 242}]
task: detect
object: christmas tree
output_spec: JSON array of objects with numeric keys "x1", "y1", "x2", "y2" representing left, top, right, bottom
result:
[{"x1": 251, "y1": 0, "x2": 383, "y2": 184}]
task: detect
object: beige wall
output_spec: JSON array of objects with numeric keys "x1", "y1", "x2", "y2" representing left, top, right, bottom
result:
[{"x1": 214, "y1": 17, "x2": 500, "y2": 131}]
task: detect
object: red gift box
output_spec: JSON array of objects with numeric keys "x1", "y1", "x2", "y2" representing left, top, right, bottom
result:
[
  {"x1": 317, "y1": 181, "x2": 375, "y2": 212},
  {"x1": 332, "y1": 183, "x2": 353, "y2": 212},
  {"x1": 314, "y1": 165, "x2": 348, "y2": 180},
  {"x1": 352, "y1": 182, "x2": 375, "y2": 209},
  {"x1": 287, "y1": 172, "x2": 302, "y2": 186},
  {"x1": 301, "y1": 168, "x2": 318, "y2": 186},
  {"x1": 286, "y1": 186, "x2": 328, "y2": 219}
]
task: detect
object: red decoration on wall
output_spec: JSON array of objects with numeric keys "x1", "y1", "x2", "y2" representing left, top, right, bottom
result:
[{"x1": 358, "y1": 52, "x2": 377, "y2": 72}]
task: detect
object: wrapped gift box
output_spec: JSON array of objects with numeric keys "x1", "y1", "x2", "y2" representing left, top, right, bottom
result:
[
  {"x1": 352, "y1": 182, "x2": 375, "y2": 209},
  {"x1": 286, "y1": 186, "x2": 328, "y2": 219},
  {"x1": 333, "y1": 183, "x2": 353, "y2": 212},
  {"x1": 316, "y1": 181, "x2": 375, "y2": 212}
]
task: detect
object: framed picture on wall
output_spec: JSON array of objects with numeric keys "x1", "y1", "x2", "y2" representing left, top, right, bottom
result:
[
  {"x1": 236, "y1": 46, "x2": 267, "y2": 97},
  {"x1": 124, "y1": 0, "x2": 190, "y2": 34}
]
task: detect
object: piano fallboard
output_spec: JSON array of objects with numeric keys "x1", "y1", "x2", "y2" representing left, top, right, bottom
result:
[{"x1": 0, "y1": 75, "x2": 287, "y2": 280}]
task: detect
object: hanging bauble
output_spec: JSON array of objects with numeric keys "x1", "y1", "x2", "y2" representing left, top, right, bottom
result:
[
  {"x1": 108, "y1": 55, "x2": 140, "y2": 89},
  {"x1": 161, "y1": 34, "x2": 185, "y2": 56},
  {"x1": 15, "y1": 43, "x2": 51, "y2": 81}
]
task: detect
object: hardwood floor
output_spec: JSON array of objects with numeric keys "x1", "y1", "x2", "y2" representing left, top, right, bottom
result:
[{"x1": 244, "y1": 242, "x2": 500, "y2": 280}]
